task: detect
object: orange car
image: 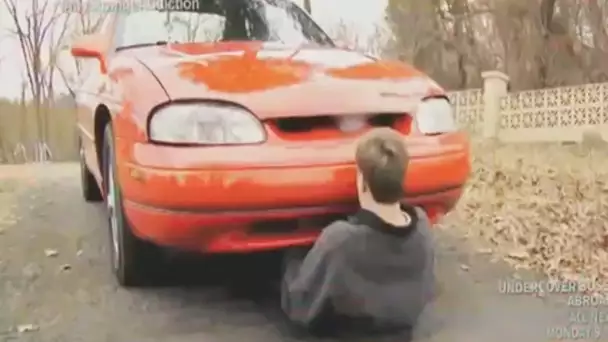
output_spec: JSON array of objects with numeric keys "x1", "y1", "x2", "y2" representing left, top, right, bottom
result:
[{"x1": 71, "y1": 0, "x2": 470, "y2": 286}]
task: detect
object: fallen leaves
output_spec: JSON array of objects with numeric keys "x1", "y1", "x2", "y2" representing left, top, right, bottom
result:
[
  {"x1": 506, "y1": 250, "x2": 528, "y2": 261},
  {"x1": 17, "y1": 324, "x2": 39, "y2": 333},
  {"x1": 44, "y1": 249, "x2": 58, "y2": 257},
  {"x1": 447, "y1": 142, "x2": 608, "y2": 290}
]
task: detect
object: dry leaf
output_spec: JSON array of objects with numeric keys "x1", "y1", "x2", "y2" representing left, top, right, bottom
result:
[
  {"x1": 17, "y1": 324, "x2": 39, "y2": 333},
  {"x1": 44, "y1": 249, "x2": 58, "y2": 257},
  {"x1": 448, "y1": 142, "x2": 608, "y2": 294}
]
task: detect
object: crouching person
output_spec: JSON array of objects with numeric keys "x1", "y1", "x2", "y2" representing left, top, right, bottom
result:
[{"x1": 281, "y1": 128, "x2": 435, "y2": 339}]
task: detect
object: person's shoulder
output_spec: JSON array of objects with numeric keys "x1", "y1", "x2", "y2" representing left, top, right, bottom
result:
[
  {"x1": 412, "y1": 207, "x2": 434, "y2": 248},
  {"x1": 413, "y1": 206, "x2": 431, "y2": 229},
  {"x1": 321, "y1": 219, "x2": 355, "y2": 237},
  {"x1": 318, "y1": 219, "x2": 357, "y2": 247},
  {"x1": 411, "y1": 206, "x2": 434, "y2": 241}
]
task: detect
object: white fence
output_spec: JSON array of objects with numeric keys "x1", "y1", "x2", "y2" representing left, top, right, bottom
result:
[{"x1": 448, "y1": 71, "x2": 608, "y2": 142}]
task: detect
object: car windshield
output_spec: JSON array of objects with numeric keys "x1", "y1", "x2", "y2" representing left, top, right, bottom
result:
[{"x1": 114, "y1": 0, "x2": 334, "y2": 50}]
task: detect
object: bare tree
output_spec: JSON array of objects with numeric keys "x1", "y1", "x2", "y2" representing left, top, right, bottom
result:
[
  {"x1": 186, "y1": 17, "x2": 203, "y2": 41},
  {"x1": 385, "y1": 0, "x2": 608, "y2": 91},
  {"x1": 16, "y1": 79, "x2": 28, "y2": 163},
  {"x1": 387, "y1": 0, "x2": 472, "y2": 89},
  {"x1": 53, "y1": 15, "x2": 79, "y2": 99},
  {"x1": 45, "y1": 13, "x2": 71, "y2": 105},
  {"x1": 303, "y1": 0, "x2": 312, "y2": 13},
  {"x1": 0, "y1": 35, "x2": 5, "y2": 66},
  {"x1": 2, "y1": 0, "x2": 65, "y2": 144}
]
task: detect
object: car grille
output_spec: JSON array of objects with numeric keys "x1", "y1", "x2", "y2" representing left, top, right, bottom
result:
[{"x1": 268, "y1": 113, "x2": 411, "y2": 139}]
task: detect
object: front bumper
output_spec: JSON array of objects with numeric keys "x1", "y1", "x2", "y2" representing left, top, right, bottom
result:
[
  {"x1": 114, "y1": 133, "x2": 469, "y2": 252},
  {"x1": 123, "y1": 186, "x2": 464, "y2": 253},
  {"x1": 116, "y1": 143, "x2": 469, "y2": 210}
]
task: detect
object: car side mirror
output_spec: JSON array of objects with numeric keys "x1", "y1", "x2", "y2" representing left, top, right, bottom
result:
[{"x1": 71, "y1": 33, "x2": 109, "y2": 73}]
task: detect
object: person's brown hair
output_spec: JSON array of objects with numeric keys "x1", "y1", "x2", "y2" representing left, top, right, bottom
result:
[{"x1": 355, "y1": 127, "x2": 408, "y2": 204}]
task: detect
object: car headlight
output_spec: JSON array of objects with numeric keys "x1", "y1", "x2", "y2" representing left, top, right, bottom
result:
[
  {"x1": 414, "y1": 98, "x2": 457, "y2": 134},
  {"x1": 149, "y1": 103, "x2": 266, "y2": 144}
]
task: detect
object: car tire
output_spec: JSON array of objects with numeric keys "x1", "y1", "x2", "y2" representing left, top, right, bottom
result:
[
  {"x1": 102, "y1": 123, "x2": 162, "y2": 287},
  {"x1": 79, "y1": 138, "x2": 103, "y2": 202}
]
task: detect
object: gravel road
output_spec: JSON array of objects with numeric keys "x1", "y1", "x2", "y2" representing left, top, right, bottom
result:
[{"x1": 0, "y1": 164, "x2": 600, "y2": 342}]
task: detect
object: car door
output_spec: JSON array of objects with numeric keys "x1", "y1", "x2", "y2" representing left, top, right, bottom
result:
[{"x1": 74, "y1": 16, "x2": 117, "y2": 182}]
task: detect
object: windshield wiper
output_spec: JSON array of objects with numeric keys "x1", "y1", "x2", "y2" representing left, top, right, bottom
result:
[{"x1": 116, "y1": 41, "x2": 169, "y2": 51}]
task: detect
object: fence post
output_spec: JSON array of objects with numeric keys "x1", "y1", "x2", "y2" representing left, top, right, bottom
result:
[{"x1": 481, "y1": 71, "x2": 509, "y2": 139}]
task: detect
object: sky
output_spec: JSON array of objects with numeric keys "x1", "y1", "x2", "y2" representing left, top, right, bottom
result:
[{"x1": 0, "y1": 0, "x2": 389, "y2": 100}]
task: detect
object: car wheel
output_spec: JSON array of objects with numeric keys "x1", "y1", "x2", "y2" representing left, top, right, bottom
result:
[
  {"x1": 102, "y1": 124, "x2": 162, "y2": 287},
  {"x1": 79, "y1": 138, "x2": 103, "y2": 202}
]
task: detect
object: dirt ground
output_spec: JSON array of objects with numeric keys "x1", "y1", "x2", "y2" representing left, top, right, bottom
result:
[{"x1": 0, "y1": 164, "x2": 604, "y2": 342}]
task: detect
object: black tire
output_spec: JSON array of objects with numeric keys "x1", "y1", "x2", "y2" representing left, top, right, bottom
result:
[
  {"x1": 102, "y1": 123, "x2": 162, "y2": 287},
  {"x1": 79, "y1": 138, "x2": 103, "y2": 202}
]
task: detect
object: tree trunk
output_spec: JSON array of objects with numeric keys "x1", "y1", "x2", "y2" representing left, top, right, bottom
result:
[
  {"x1": 539, "y1": 0, "x2": 557, "y2": 87},
  {"x1": 303, "y1": 0, "x2": 311, "y2": 13}
]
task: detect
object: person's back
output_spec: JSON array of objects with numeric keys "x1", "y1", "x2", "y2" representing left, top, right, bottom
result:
[
  {"x1": 334, "y1": 207, "x2": 434, "y2": 328},
  {"x1": 281, "y1": 127, "x2": 435, "y2": 338}
]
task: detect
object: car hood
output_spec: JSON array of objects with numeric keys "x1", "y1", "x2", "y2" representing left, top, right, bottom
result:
[{"x1": 127, "y1": 42, "x2": 445, "y2": 119}]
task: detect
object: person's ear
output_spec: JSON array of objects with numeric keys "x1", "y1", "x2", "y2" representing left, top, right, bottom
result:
[
  {"x1": 356, "y1": 171, "x2": 365, "y2": 192},
  {"x1": 360, "y1": 178, "x2": 369, "y2": 194}
]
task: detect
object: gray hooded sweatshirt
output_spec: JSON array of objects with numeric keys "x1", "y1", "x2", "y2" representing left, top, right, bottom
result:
[{"x1": 281, "y1": 206, "x2": 435, "y2": 337}]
